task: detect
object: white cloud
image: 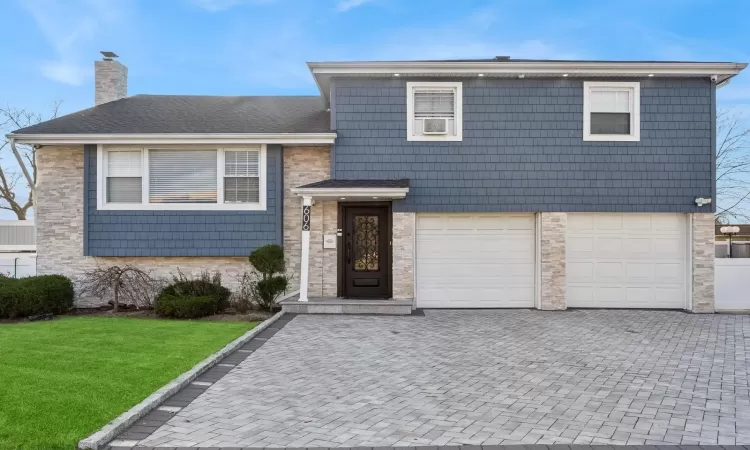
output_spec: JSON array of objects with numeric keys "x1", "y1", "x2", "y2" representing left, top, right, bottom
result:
[
  {"x1": 21, "y1": 0, "x2": 128, "y2": 85},
  {"x1": 335, "y1": 0, "x2": 375, "y2": 13},
  {"x1": 192, "y1": 0, "x2": 276, "y2": 12},
  {"x1": 39, "y1": 61, "x2": 90, "y2": 86}
]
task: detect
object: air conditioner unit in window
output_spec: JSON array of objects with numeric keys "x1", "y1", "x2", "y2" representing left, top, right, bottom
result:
[{"x1": 422, "y1": 118, "x2": 448, "y2": 134}]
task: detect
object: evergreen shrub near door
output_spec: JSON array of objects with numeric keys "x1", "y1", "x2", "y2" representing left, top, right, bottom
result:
[
  {"x1": 155, "y1": 270, "x2": 231, "y2": 318},
  {"x1": 0, "y1": 274, "x2": 74, "y2": 319},
  {"x1": 248, "y1": 244, "x2": 289, "y2": 312}
]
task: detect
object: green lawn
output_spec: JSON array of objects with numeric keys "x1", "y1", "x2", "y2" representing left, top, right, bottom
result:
[{"x1": 0, "y1": 316, "x2": 257, "y2": 450}]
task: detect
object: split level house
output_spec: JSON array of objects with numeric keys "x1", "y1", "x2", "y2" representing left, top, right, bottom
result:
[{"x1": 8, "y1": 54, "x2": 747, "y2": 313}]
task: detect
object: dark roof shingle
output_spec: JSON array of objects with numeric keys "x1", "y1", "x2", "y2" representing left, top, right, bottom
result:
[
  {"x1": 12, "y1": 95, "x2": 331, "y2": 135},
  {"x1": 296, "y1": 179, "x2": 410, "y2": 189}
]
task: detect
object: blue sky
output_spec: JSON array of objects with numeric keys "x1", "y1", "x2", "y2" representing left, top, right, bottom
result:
[
  {"x1": 1, "y1": 0, "x2": 749, "y2": 117},
  {"x1": 0, "y1": 0, "x2": 749, "y2": 219}
]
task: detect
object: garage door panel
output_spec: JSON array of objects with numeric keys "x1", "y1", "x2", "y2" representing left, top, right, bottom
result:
[
  {"x1": 598, "y1": 286, "x2": 624, "y2": 303},
  {"x1": 567, "y1": 213, "x2": 686, "y2": 309},
  {"x1": 654, "y1": 238, "x2": 683, "y2": 255},
  {"x1": 596, "y1": 237, "x2": 623, "y2": 254},
  {"x1": 622, "y1": 215, "x2": 652, "y2": 230},
  {"x1": 623, "y1": 238, "x2": 651, "y2": 255},
  {"x1": 596, "y1": 262, "x2": 624, "y2": 280},
  {"x1": 567, "y1": 214, "x2": 595, "y2": 232},
  {"x1": 653, "y1": 263, "x2": 683, "y2": 282},
  {"x1": 568, "y1": 262, "x2": 594, "y2": 282},
  {"x1": 418, "y1": 262, "x2": 533, "y2": 278},
  {"x1": 567, "y1": 236, "x2": 594, "y2": 253},
  {"x1": 596, "y1": 215, "x2": 624, "y2": 230},
  {"x1": 417, "y1": 214, "x2": 535, "y2": 308},
  {"x1": 625, "y1": 263, "x2": 653, "y2": 281},
  {"x1": 417, "y1": 287, "x2": 533, "y2": 308}
]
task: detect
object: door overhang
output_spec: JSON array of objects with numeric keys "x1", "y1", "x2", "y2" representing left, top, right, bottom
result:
[{"x1": 291, "y1": 179, "x2": 409, "y2": 201}]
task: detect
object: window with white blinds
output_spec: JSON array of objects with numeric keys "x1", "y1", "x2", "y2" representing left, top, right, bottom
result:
[
  {"x1": 406, "y1": 81, "x2": 463, "y2": 141},
  {"x1": 413, "y1": 89, "x2": 455, "y2": 118},
  {"x1": 583, "y1": 81, "x2": 640, "y2": 142},
  {"x1": 149, "y1": 150, "x2": 218, "y2": 203},
  {"x1": 99, "y1": 146, "x2": 266, "y2": 210},
  {"x1": 106, "y1": 150, "x2": 142, "y2": 203},
  {"x1": 224, "y1": 150, "x2": 260, "y2": 203}
]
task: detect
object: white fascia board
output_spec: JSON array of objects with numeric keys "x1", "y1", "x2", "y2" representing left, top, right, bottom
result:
[
  {"x1": 309, "y1": 61, "x2": 747, "y2": 99},
  {"x1": 309, "y1": 61, "x2": 747, "y2": 76},
  {"x1": 290, "y1": 187, "x2": 409, "y2": 199},
  {"x1": 8, "y1": 133, "x2": 337, "y2": 145}
]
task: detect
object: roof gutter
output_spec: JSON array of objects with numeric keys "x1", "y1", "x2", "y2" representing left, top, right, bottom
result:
[
  {"x1": 308, "y1": 61, "x2": 748, "y2": 76},
  {"x1": 9, "y1": 138, "x2": 35, "y2": 197},
  {"x1": 7, "y1": 132, "x2": 338, "y2": 146},
  {"x1": 290, "y1": 186, "x2": 410, "y2": 199},
  {"x1": 308, "y1": 60, "x2": 748, "y2": 100}
]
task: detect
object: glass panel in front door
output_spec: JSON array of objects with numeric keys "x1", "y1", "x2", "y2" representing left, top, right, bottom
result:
[{"x1": 353, "y1": 215, "x2": 379, "y2": 271}]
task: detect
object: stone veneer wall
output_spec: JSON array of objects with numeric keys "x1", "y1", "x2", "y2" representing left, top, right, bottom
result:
[
  {"x1": 282, "y1": 146, "x2": 335, "y2": 297},
  {"x1": 691, "y1": 212, "x2": 715, "y2": 313},
  {"x1": 539, "y1": 212, "x2": 566, "y2": 310},
  {"x1": 36, "y1": 146, "x2": 247, "y2": 307},
  {"x1": 392, "y1": 212, "x2": 415, "y2": 301}
]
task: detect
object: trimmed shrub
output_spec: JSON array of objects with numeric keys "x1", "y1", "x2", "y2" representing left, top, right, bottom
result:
[
  {"x1": 155, "y1": 270, "x2": 230, "y2": 318},
  {"x1": 0, "y1": 275, "x2": 75, "y2": 319},
  {"x1": 154, "y1": 294, "x2": 221, "y2": 319},
  {"x1": 248, "y1": 244, "x2": 289, "y2": 312},
  {"x1": 159, "y1": 280, "x2": 230, "y2": 312}
]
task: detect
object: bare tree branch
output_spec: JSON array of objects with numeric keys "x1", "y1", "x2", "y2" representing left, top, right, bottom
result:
[
  {"x1": 0, "y1": 103, "x2": 61, "y2": 219},
  {"x1": 716, "y1": 108, "x2": 750, "y2": 223}
]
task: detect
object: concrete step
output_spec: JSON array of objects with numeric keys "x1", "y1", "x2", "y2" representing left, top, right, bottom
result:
[{"x1": 280, "y1": 297, "x2": 413, "y2": 315}]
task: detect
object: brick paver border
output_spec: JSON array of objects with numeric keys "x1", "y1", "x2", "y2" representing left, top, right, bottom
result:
[
  {"x1": 108, "y1": 444, "x2": 750, "y2": 449},
  {"x1": 105, "y1": 313, "x2": 297, "y2": 449}
]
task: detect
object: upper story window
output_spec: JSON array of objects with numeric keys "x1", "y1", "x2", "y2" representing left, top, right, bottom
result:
[
  {"x1": 97, "y1": 145, "x2": 267, "y2": 211},
  {"x1": 406, "y1": 81, "x2": 463, "y2": 141},
  {"x1": 583, "y1": 81, "x2": 640, "y2": 142}
]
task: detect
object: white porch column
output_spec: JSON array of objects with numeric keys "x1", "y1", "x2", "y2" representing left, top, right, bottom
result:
[{"x1": 299, "y1": 196, "x2": 312, "y2": 302}]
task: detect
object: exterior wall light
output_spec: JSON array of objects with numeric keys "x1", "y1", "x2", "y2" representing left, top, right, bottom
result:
[
  {"x1": 721, "y1": 226, "x2": 741, "y2": 258},
  {"x1": 695, "y1": 197, "x2": 712, "y2": 206}
]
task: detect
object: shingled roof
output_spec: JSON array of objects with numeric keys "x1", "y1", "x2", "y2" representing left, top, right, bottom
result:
[{"x1": 12, "y1": 95, "x2": 331, "y2": 135}]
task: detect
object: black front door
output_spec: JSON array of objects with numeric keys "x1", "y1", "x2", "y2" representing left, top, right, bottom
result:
[{"x1": 342, "y1": 205, "x2": 391, "y2": 298}]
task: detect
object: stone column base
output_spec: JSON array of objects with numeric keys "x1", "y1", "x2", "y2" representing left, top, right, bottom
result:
[
  {"x1": 691, "y1": 213, "x2": 715, "y2": 313},
  {"x1": 539, "y1": 212, "x2": 566, "y2": 310},
  {"x1": 392, "y1": 212, "x2": 415, "y2": 302}
]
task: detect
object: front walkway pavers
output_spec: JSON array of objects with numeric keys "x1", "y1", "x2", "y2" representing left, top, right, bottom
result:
[{"x1": 113, "y1": 310, "x2": 750, "y2": 448}]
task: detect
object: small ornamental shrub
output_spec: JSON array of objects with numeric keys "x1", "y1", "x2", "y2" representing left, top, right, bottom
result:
[
  {"x1": 0, "y1": 275, "x2": 74, "y2": 319},
  {"x1": 155, "y1": 270, "x2": 230, "y2": 318},
  {"x1": 154, "y1": 294, "x2": 221, "y2": 319},
  {"x1": 248, "y1": 244, "x2": 289, "y2": 312}
]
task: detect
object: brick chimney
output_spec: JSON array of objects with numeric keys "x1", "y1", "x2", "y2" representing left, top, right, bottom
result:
[{"x1": 95, "y1": 51, "x2": 127, "y2": 105}]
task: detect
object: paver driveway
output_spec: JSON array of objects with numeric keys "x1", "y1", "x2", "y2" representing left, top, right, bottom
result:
[{"x1": 138, "y1": 310, "x2": 750, "y2": 447}]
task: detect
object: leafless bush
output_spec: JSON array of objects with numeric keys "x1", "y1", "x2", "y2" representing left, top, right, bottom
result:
[
  {"x1": 229, "y1": 271, "x2": 254, "y2": 314},
  {"x1": 78, "y1": 265, "x2": 163, "y2": 311},
  {"x1": 169, "y1": 268, "x2": 223, "y2": 290}
]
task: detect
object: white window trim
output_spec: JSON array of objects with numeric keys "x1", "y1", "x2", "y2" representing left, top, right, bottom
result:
[
  {"x1": 96, "y1": 144, "x2": 268, "y2": 211},
  {"x1": 583, "y1": 81, "x2": 640, "y2": 142},
  {"x1": 406, "y1": 81, "x2": 463, "y2": 142}
]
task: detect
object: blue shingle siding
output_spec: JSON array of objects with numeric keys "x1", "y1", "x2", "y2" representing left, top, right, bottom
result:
[
  {"x1": 332, "y1": 77, "x2": 715, "y2": 213},
  {"x1": 84, "y1": 144, "x2": 283, "y2": 257}
]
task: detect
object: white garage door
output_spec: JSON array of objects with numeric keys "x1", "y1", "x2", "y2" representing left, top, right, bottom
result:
[
  {"x1": 567, "y1": 213, "x2": 687, "y2": 309},
  {"x1": 416, "y1": 214, "x2": 535, "y2": 308}
]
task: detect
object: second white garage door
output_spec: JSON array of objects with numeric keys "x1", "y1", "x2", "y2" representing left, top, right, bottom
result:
[
  {"x1": 566, "y1": 213, "x2": 687, "y2": 309},
  {"x1": 416, "y1": 214, "x2": 535, "y2": 308}
]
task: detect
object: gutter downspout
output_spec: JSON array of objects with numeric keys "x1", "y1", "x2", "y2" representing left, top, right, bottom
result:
[{"x1": 9, "y1": 138, "x2": 35, "y2": 196}]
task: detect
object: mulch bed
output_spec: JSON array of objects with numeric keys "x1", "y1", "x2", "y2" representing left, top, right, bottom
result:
[{"x1": 2, "y1": 307, "x2": 275, "y2": 324}]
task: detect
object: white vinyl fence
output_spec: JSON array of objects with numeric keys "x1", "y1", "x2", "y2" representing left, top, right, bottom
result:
[
  {"x1": 0, "y1": 253, "x2": 37, "y2": 278},
  {"x1": 715, "y1": 258, "x2": 750, "y2": 311}
]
